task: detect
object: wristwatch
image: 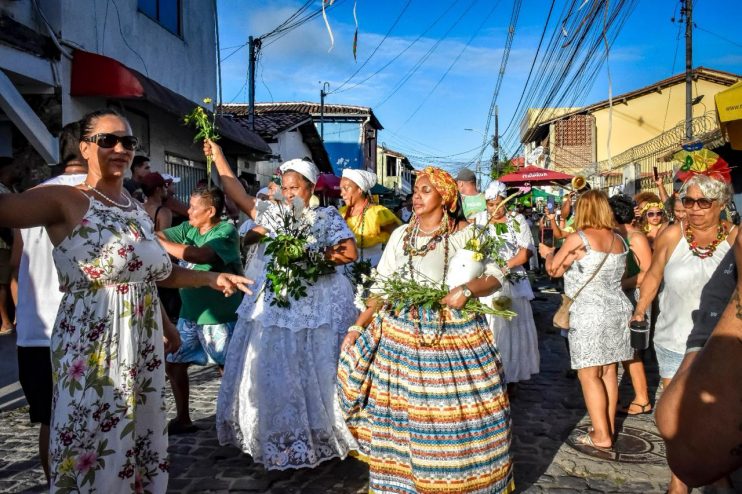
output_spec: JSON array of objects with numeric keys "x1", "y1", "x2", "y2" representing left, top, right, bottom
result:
[{"x1": 460, "y1": 285, "x2": 473, "y2": 298}]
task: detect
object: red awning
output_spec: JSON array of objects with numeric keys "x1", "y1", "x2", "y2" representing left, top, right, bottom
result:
[
  {"x1": 314, "y1": 173, "x2": 341, "y2": 196},
  {"x1": 498, "y1": 165, "x2": 573, "y2": 186},
  {"x1": 70, "y1": 50, "x2": 271, "y2": 155}
]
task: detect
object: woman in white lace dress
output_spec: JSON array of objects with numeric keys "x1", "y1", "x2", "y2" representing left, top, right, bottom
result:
[
  {"x1": 205, "y1": 140, "x2": 359, "y2": 470},
  {"x1": 539, "y1": 190, "x2": 632, "y2": 450},
  {"x1": 474, "y1": 181, "x2": 539, "y2": 387}
]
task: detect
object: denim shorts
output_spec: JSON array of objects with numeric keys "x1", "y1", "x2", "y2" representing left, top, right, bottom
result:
[
  {"x1": 166, "y1": 319, "x2": 235, "y2": 366},
  {"x1": 654, "y1": 342, "x2": 685, "y2": 379}
]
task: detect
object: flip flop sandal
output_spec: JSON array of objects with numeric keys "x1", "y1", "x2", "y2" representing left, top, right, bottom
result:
[
  {"x1": 0, "y1": 327, "x2": 14, "y2": 336},
  {"x1": 618, "y1": 402, "x2": 652, "y2": 415},
  {"x1": 575, "y1": 432, "x2": 612, "y2": 451}
]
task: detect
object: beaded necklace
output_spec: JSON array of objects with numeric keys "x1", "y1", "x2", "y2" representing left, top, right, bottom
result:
[
  {"x1": 402, "y1": 213, "x2": 452, "y2": 347},
  {"x1": 684, "y1": 222, "x2": 728, "y2": 259},
  {"x1": 84, "y1": 182, "x2": 132, "y2": 209}
]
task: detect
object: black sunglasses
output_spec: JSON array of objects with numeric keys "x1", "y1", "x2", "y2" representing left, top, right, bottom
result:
[
  {"x1": 82, "y1": 133, "x2": 139, "y2": 151},
  {"x1": 681, "y1": 197, "x2": 714, "y2": 210}
]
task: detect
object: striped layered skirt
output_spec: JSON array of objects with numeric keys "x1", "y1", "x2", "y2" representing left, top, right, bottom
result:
[{"x1": 337, "y1": 307, "x2": 514, "y2": 494}]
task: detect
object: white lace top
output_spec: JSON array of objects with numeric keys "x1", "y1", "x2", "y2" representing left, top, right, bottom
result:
[{"x1": 237, "y1": 204, "x2": 356, "y2": 332}]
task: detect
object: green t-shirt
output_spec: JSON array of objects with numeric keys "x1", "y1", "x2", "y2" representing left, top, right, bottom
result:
[
  {"x1": 462, "y1": 193, "x2": 487, "y2": 219},
  {"x1": 163, "y1": 221, "x2": 243, "y2": 325}
]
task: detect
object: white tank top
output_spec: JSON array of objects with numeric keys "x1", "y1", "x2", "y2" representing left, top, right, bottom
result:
[
  {"x1": 654, "y1": 228, "x2": 732, "y2": 354},
  {"x1": 16, "y1": 174, "x2": 86, "y2": 346}
]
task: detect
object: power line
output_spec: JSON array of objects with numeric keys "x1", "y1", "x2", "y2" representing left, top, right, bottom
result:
[
  {"x1": 395, "y1": 0, "x2": 503, "y2": 129},
  {"x1": 374, "y1": 0, "x2": 479, "y2": 109},
  {"x1": 695, "y1": 24, "x2": 742, "y2": 49},
  {"x1": 330, "y1": 0, "x2": 459, "y2": 95},
  {"x1": 330, "y1": 0, "x2": 414, "y2": 94}
]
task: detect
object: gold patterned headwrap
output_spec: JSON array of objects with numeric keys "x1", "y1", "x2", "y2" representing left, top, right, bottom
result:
[{"x1": 416, "y1": 166, "x2": 459, "y2": 212}]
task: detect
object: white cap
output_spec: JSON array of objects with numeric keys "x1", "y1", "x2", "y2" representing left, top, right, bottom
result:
[{"x1": 161, "y1": 173, "x2": 181, "y2": 183}]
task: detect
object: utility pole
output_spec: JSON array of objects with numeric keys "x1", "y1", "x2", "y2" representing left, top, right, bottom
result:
[
  {"x1": 683, "y1": 0, "x2": 693, "y2": 141},
  {"x1": 493, "y1": 105, "x2": 500, "y2": 177},
  {"x1": 320, "y1": 82, "x2": 330, "y2": 141},
  {"x1": 247, "y1": 36, "x2": 260, "y2": 131}
]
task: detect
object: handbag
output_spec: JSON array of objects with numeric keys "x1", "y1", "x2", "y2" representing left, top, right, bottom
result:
[{"x1": 552, "y1": 234, "x2": 615, "y2": 330}]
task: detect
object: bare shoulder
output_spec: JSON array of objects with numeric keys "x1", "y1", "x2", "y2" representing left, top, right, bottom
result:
[{"x1": 654, "y1": 222, "x2": 683, "y2": 254}]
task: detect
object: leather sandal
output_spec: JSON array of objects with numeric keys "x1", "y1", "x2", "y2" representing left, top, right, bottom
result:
[{"x1": 618, "y1": 402, "x2": 652, "y2": 415}]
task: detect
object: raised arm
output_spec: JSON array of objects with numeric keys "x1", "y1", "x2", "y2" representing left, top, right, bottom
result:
[
  {"x1": 0, "y1": 186, "x2": 89, "y2": 246},
  {"x1": 204, "y1": 139, "x2": 257, "y2": 219}
]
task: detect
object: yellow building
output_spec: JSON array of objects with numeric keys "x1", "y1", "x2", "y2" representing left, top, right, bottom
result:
[{"x1": 521, "y1": 67, "x2": 740, "y2": 193}]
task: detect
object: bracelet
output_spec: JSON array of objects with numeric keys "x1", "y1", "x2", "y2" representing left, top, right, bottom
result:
[{"x1": 347, "y1": 325, "x2": 365, "y2": 334}]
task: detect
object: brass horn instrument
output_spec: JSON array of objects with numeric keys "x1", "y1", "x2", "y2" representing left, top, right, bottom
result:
[
  {"x1": 571, "y1": 175, "x2": 587, "y2": 191},
  {"x1": 550, "y1": 175, "x2": 588, "y2": 193}
]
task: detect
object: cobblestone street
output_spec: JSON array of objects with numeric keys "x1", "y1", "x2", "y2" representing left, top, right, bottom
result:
[{"x1": 0, "y1": 284, "x2": 739, "y2": 493}]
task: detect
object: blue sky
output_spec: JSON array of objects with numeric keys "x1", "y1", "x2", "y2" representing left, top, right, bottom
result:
[{"x1": 217, "y1": 0, "x2": 742, "y2": 170}]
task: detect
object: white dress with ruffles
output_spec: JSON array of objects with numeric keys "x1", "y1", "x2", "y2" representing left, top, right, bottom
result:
[
  {"x1": 216, "y1": 204, "x2": 358, "y2": 470},
  {"x1": 475, "y1": 212, "x2": 540, "y2": 383}
]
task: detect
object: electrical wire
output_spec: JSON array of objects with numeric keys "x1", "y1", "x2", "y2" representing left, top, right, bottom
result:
[
  {"x1": 374, "y1": 0, "x2": 479, "y2": 109},
  {"x1": 329, "y1": 0, "x2": 414, "y2": 94},
  {"x1": 331, "y1": 0, "x2": 459, "y2": 95},
  {"x1": 395, "y1": 0, "x2": 502, "y2": 129}
]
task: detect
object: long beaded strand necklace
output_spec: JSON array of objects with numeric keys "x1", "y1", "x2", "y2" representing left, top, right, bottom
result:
[
  {"x1": 684, "y1": 221, "x2": 728, "y2": 259},
  {"x1": 403, "y1": 213, "x2": 451, "y2": 347}
]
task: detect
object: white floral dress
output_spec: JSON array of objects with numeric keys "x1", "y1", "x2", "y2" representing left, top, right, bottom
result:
[
  {"x1": 216, "y1": 204, "x2": 358, "y2": 470},
  {"x1": 50, "y1": 196, "x2": 172, "y2": 494}
]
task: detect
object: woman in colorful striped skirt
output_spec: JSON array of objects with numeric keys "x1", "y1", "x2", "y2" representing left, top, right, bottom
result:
[{"x1": 337, "y1": 167, "x2": 514, "y2": 494}]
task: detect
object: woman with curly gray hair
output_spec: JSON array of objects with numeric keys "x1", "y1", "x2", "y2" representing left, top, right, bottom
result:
[{"x1": 631, "y1": 170, "x2": 736, "y2": 494}]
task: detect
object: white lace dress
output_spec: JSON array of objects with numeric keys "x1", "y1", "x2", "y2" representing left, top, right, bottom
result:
[
  {"x1": 563, "y1": 231, "x2": 633, "y2": 369},
  {"x1": 475, "y1": 212, "x2": 540, "y2": 383},
  {"x1": 216, "y1": 204, "x2": 358, "y2": 470}
]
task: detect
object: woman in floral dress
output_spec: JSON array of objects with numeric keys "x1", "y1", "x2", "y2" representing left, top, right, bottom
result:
[
  {"x1": 206, "y1": 141, "x2": 359, "y2": 470},
  {"x1": 0, "y1": 109, "x2": 250, "y2": 493}
]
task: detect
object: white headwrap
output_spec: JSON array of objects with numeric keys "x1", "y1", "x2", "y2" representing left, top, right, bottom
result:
[
  {"x1": 485, "y1": 181, "x2": 508, "y2": 200},
  {"x1": 280, "y1": 159, "x2": 320, "y2": 184},
  {"x1": 342, "y1": 169, "x2": 377, "y2": 193}
]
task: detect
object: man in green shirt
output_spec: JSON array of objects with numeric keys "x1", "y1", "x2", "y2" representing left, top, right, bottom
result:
[
  {"x1": 157, "y1": 187, "x2": 243, "y2": 434},
  {"x1": 455, "y1": 168, "x2": 486, "y2": 221}
]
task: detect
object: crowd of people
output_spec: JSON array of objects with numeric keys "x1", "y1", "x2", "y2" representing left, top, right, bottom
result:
[{"x1": 0, "y1": 108, "x2": 739, "y2": 493}]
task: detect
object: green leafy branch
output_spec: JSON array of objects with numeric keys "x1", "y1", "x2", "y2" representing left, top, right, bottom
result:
[{"x1": 184, "y1": 98, "x2": 220, "y2": 188}]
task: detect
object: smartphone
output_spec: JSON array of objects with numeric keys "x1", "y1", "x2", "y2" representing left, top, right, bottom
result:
[
  {"x1": 653, "y1": 166, "x2": 659, "y2": 181},
  {"x1": 547, "y1": 198, "x2": 555, "y2": 213}
]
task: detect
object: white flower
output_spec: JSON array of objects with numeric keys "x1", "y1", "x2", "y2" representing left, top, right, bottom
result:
[
  {"x1": 291, "y1": 196, "x2": 304, "y2": 218},
  {"x1": 309, "y1": 195, "x2": 320, "y2": 208}
]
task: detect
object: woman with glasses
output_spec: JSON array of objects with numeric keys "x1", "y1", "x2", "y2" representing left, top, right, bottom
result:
[
  {"x1": 0, "y1": 109, "x2": 252, "y2": 493},
  {"x1": 634, "y1": 192, "x2": 668, "y2": 249},
  {"x1": 632, "y1": 170, "x2": 736, "y2": 494}
]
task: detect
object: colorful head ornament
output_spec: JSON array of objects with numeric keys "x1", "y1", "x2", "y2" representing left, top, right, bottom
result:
[
  {"x1": 416, "y1": 166, "x2": 459, "y2": 212},
  {"x1": 673, "y1": 146, "x2": 731, "y2": 184}
]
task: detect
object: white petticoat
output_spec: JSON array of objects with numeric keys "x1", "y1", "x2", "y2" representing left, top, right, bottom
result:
[
  {"x1": 216, "y1": 272, "x2": 358, "y2": 470},
  {"x1": 482, "y1": 282, "x2": 540, "y2": 384}
]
